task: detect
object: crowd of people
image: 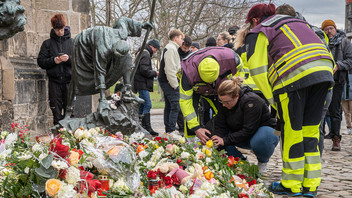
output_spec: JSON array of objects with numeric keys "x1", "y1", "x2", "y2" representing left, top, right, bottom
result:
[{"x1": 38, "y1": 3, "x2": 352, "y2": 197}]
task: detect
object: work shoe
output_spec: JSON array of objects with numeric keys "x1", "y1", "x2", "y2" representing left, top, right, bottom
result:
[
  {"x1": 331, "y1": 136, "x2": 341, "y2": 151},
  {"x1": 257, "y1": 162, "x2": 267, "y2": 174},
  {"x1": 302, "y1": 187, "x2": 317, "y2": 197},
  {"x1": 268, "y1": 182, "x2": 302, "y2": 196}
]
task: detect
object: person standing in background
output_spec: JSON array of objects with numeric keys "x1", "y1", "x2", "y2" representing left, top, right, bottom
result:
[
  {"x1": 158, "y1": 29, "x2": 184, "y2": 133},
  {"x1": 38, "y1": 14, "x2": 72, "y2": 125}
]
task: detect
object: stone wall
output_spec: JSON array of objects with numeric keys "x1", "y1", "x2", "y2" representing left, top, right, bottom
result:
[{"x1": 0, "y1": 0, "x2": 90, "y2": 133}]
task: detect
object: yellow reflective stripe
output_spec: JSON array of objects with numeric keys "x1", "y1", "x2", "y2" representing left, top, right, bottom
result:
[
  {"x1": 227, "y1": 73, "x2": 233, "y2": 80},
  {"x1": 280, "y1": 24, "x2": 302, "y2": 48},
  {"x1": 243, "y1": 68, "x2": 250, "y2": 72},
  {"x1": 202, "y1": 97, "x2": 218, "y2": 116},
  {"x1": 304, "y1": 170, "x2": 321, "y2": 179},
  {"x1": 269, "y1": 50, "x2": 332, "y2": 85},
  {"x1": 250, "y1": 65, "x2": 268, "y2": 76},
  {"x1": 282, "y1": 171, "x2": 303, "y2": 181},
  {"x1": 272, "y1": 59, "x2": 333, "y2": 91},
  {"x1": 305, "y1": 155, "x2": 321, "y2": 164},
  {"x1": 283, "y1": 160, "x2": 305, "y2": 170},
  {"x1": 269, "y1": 44, "x2": 328, "y2": 75},
  {"x1": 243, "y1": 83, "x2": 257, "y2": 89},
  {"x1": 180, "y1": 93, "x2": 192, "y2": 100},
  {"x1": 185, "y1": 112, "x2": 197, "y2": 121}
]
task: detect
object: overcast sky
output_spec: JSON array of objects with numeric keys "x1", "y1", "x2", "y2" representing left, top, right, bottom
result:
[{"x1": 274, "y1": 0, "x2": 346, "y2": 29}]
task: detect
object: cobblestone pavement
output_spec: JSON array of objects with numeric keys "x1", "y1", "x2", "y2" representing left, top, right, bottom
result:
[{"x1": 150, "y1": 109, "x2": 352, "y2": 198}]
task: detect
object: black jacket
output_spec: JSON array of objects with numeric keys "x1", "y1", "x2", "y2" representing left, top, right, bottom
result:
[
  {"x1": 212, "y1": 87, "x2": 276, "y2": 145},
  {"x1": 37, "y1": 27, "x2": 72, "y2": 84},
  {"x1": 178, "y1": 48, "x2": 191, "y2": 60},
  {"x1": 134, "y1": 45, "x2": 157, "y2": 91}
]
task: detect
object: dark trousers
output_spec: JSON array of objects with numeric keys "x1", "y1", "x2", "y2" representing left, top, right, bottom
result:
[
  {"x1": 328, "y1": 83, "x2": 343, "y2": 139},
  {"x1": 49, "y1": 81, "x2": 69, "y2": 125},
  {"x1": 159, "y1": 82, "x2": 180, "y2": 132}
]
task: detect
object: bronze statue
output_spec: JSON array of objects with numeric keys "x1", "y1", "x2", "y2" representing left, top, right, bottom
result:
[
  {"x1": 0, "y1": 0, "x2": 26, "y2": 40},
  {"x1": 64, "y1": 17, "x2": 152, "y2": 119}
]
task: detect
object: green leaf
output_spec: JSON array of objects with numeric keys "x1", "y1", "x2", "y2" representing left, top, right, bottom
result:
[
  {"x1": 41, "y1": 154, "x2": 53, "y2": 169},
  {"x1": 32, "y1": 182, "x2": 45, "y2": 193},
  {"x1": 35, "y1": 165, "x2": 57, "y2": 179}
]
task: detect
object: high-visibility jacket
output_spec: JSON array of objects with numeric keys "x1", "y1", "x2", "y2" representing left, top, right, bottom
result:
[
  {"x1": 245, "y1": 15, "x2": 335, "y2": 105},
  {"x1": 178, "y1": 47, "x2": 242, "y2": 134},
  {"x1": 235, "y1": 45, "x2": 260, "y2": 92}
]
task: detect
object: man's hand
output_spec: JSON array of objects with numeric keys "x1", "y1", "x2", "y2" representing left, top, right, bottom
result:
[
  {"x1": 195, "y1": 128, "x2": 211, "y2": 145},
  {"x1": 211, "y1": 135, "x2": 224, "y2": 146},
  {"x1": 54, "y1": 56, "x2": 62, "y2": 64},
  {"x1": 333, "y1": 64, "x2": 339, "y2": 74},
  {"x1": 59, "y1": 54, "x2": 69, "y2": 62}
]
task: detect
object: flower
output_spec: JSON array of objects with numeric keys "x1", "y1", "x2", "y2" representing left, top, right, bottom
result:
[
  {"x1": 79, "y1": 170, "x2": 101, "y2": 196},
  {"x1": 205, "y1": 149, "x2": 212, "y2": 157},
  {"x1": 65, "y1": 166, "x2": 80, "y2": 186},
  {"x1": 206, "y1": 140, "x2": 213, "y2": 148},
  {"x1": 18, "y1": 153, "x2": 32, "y2": 161},
  {"x1": 147, "y1": 170, "x2": 157, "y2": 179},
  {"x1": 179, "y1": 185, "x2": 188, "y2": 194},
  {"x1": 69, "y1": 150, "x2": 80, "y2": 167},
  {"x1": 112, "y1": 178, "x2": 132, "y2": 194},
  {"x1": 166, "y1": 144, "x2": 175, "y2": 154},
  {"x1": 45, "y1": 179, "x2": 62, "y2": 197},
  {"x1": 32, "y1": 143, "x2": 43, "y2": 152},
  {"x1": 138, "y1": 150, "x2": 148, "y2": 160},
  {"x1": 74, "y1": 128, "x2": 84, "y2": 140},
  {"x1": 51, "y1": 160, "x2": 69, "y2": 170},
  {"x1": 49, "y1": 134, "x2": 70, "y2": 158},
  {"x1": 57, "y1": 183, "x2": 77, "y2": 198},
  {"x1": 39, "y1": 153, "x2": 48, "y2": 161},
  {"x1": 180, "y1": 152, "x2": 190, "y2": 159},
  {"x1": 179, "y1": 137, "x2": 186, "y2": 144},
  {"x1": 136, "y1": 144, "x2": 145, "y2": 154},
  {"x1": 196, "y1": 152, "x2": 205, "y2": 160},
  {"x1": 1, "y1": 131, "x2": 8, "y2": 139}
]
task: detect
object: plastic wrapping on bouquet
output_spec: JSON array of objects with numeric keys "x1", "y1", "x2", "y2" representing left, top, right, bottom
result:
[{"x1": 97, "y1": 175, "x2": 109, "y2": 197}]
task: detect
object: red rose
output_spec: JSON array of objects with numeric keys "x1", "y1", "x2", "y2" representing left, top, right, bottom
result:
[
  {"x1": 79, "y1": 170, "x2": 101, "y2": 196},
  {"x1": 157, "y1": 169, "x2": 166, "y2": 180},
  {"x1": 171, "y1": 174, "x2": 180, "y2": 185},
  {"x1": 177, "y1": 157, "x2": 182, "y2": 164},
  {"x1": 49, "y1": 134, "x2": 70, "y2": 158},
  {"x1": 147, "y1": 170, "x2": 157, "y2": 179},
  {"x1": 163, "y1": 176, "x2": 173, "y2": 188},
  {"x1": 237, "y1": 174, "x2": 246, "y2": 180},
  {"x1": 238, "y1": 192, "x2": 249, "y2": 198},
  {"x1": 234, "y1": 157, "x2": 240, "y2": 162},
  {"x1": 248, "y1": 179, "x2": 257, "y2": 187},
  {"x1": 72, "y1": 148, "x2": 84, "y2": 159}
]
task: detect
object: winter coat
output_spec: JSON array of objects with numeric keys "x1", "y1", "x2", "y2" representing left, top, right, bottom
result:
[
  {"x1": 342, "y1": 73, "x2": 352, "y2": 100},
  {"x1": 178, "y1": 48, "x2": 191, "y2": 60},
  {"x1": 134, "y1": 45, "x2": 157, "y2": 92},
  {"x1": 329, "y1": 29, "x2": 352, "y2": 84},
  {"x1": 37, "y1": 27, "x2": 73, "y2": 84},
  {"x1": 212, "y1": 86, "x2": 276, "y2": 146}
]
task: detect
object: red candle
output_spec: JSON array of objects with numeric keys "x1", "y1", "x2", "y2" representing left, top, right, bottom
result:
[{"x1": 98, "y1": 175, "x2": 109, "y2": 197}]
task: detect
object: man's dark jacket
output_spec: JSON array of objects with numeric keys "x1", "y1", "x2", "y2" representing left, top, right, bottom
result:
[
  {"x1": 134, "y1": 45, "x2": 157, "y2": 91},
  {"x1": 212, "y1": 87, "x2": 276, "y2": 146},
  {"x1": 37, "y1": 26, "x2": 72, "y2": 84}
]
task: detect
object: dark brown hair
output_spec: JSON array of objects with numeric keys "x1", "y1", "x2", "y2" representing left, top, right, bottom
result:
[
  {"x1": 51, "y1": 14, "x2": 66, "y2": 29},
  {"x1": 276, "y1": 4, "x2": 296, "y2": 17}
]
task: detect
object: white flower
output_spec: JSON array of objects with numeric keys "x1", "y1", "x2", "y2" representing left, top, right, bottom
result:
[
  {"x1": 129, "y1": 132, "x2": 144, "y2": 144},
  {"x1": 83, "y1": 130, "x2": 91, "y2": 139},
  {"x1": 57, "y1": 183, "x2": 78, "y2": 198},
  {"x1": 88, "y1": 128, "x2": 98, "y2": 136},
  {"x1": 82, "y1": 161, "x2": 93, "y2": 169},
  {"x1": 138, "y1": 151, "x2": 148, "y2": 160},
  {"x1": 146, "y1": 161, "x2": 155, "y2": 169},
  {"x1": 112, "y1": 178, "x2": 131, "y2": 193},
  {"x1": 179, "y1": 137, "x2": 186, "y2": 144},
  {"x1": 24, "y1": 167, "x2": 30, "y2": 174},
  {"x1": 32, "y1": 143, "x2": 43, "y2": 152},
  {"x1": 1, "y1": 131, "x2": 9, "y2": 139},
  {"x1": 0, "y1": 149, "x2": 11, "y2": 160},
  {"x1": 18, "y1": 153, "x2": 32, "y2": 161},
  {"x1": 181, "y1": 152, "x2": 190, "y2": 159},
  {"x1": 38, "y1": 153, "x2": 48, "y2": 161},
  {"x1": 51, "y1": 160, "x2": 69, "y2": 170},
  {"x1": 214, "y1": 193, "x2": 230, "y2": 198},
  {"x1": 0, "y1": 167, "x2": 13, "y2": 176},
  {"x1": 205, "y1": 157, "x2": 212, "y2": 163},
  {"x1": 74, "y1": 129, "x2": 84, "y2": 140},
  {"x1": 5, "y1": 133, "x2": 17, "y2": 148},
  {"x1": 65, "y1": 166, "x2": 80, "y2": 185},
  {"x1": 179, "y1": 185, "x2": 188, "y2": 194}
]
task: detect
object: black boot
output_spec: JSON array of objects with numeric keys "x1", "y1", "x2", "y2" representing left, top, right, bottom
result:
[{"x1": 142, "y1": 113, "x2": 158, "y2": 136}]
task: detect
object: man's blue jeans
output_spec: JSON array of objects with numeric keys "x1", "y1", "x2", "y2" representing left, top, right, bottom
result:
[
  {"x1": 159, "y1": 82, "x2": 180, "y2": 132},
  {"x1": 138, "y1": 90, "x2": 152, "y2": 114},
  {"x1": 225, "y1": 126, "x2": 279, "y2": 163}
]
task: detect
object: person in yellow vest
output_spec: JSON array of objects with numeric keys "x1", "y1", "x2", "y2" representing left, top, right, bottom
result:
[{"x1": 245, "y1": 3, "x2": 334, "y2": 197}]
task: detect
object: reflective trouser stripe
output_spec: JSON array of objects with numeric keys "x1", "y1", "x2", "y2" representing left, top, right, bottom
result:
[
  {"x1": 277, "y1": 92, "x2": 321, "y2": 193},
  {"x1": 202, "y1": 96, "x2": 218, "y2": 116}
]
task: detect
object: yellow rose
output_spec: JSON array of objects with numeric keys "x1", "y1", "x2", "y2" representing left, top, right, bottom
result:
[
  {"x1": 206, "y1": 140, "x2": 213, "y2": 148},
  {"x1": 154, "y1": 144, "x2": 159, "y2": 149},
  {"x1": 205, "y1": 149, "x2": 212, "y2": 157},
  {"x1": 45, "y1": 179, "x2": 62, "y2": 197},
  {"x1": 69, "y1": 151, "x2": 80, "y2": 167}
]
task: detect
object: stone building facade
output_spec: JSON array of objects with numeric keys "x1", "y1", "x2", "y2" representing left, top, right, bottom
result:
[{"x1": 0, "y1": 0, "x2": 90, "y2": 133}]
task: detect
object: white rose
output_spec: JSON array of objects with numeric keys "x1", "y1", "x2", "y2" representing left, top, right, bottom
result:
[
  {"x1": 205, "y1": 157, "x2": 212, "y2": 163},
  {"x1": 146, "y1": 161, "x2": 155, "y2": 169},
  {"x1": 138, "y1": 151, "x2": 148, "y2": 160},
  {"x1": 58, "y1": 183, "x2": 77, "y2": 198},
  {"x1": 179, "y1": 137, "x2": 186, "y2": 144},
  {"x1": 5, "y1": 134, "x2": 17, "y2": 148},
  {"x1": 181, "y1": 152, "x2": 190, "y2": 159},
  {"x1": 113, "y1": 178, "x2": 131, "y2": 193},
  {"x1": 74, "y1": 129, "x2": 84, "y2": 140},
  {"x1": 24, "y1": 167, "x2": 30, "y2": 174},
  {"x1": 1, "y1": 131, "x2": 9, "y2": 139},
  {"x1": 51, "y1": 160, "x2": 69, "y2": 170},
  {"x1": 88, "y1": 128, "x2": 98, "y2": 136},
  {"x1": 179, "y1": 185, "x2": 188, "y2": 194},
  {"x1": 83, "y1": 130, "x2": 91, "y2": 139},
  {"x1": 65, "y1": 166, "x2": 80, "y2": 185}
]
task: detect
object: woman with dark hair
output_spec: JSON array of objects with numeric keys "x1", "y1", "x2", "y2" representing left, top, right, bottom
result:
[
  {"x1": 211, "y1": 77, "x2": 278, "y2": 174},
  {"x1": 38, "y1": 14, "x2": 73, "y2": 125}
]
